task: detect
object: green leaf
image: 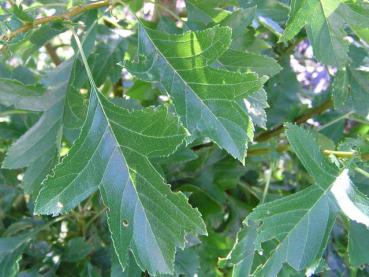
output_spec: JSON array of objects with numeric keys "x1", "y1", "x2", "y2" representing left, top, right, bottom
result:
[
  {"x1": 0, "y1": 223, "x2": 48, "y2": 277},
  {"x1": 34, "y1": 82, "x2": 206, "y2": 274},
  {"x1": 111, "y1": 252, "x2": 142, "y2": 277},
  {"x1": 63, "y1": 237, "x2": 93, "y2": 262},
  {"x1": 348, "y1": 221, "x2": 369, "y2": 266},
  {"x1": 0, "y1": 79, "x2": 48, "y2": 111},
  {"x1": 1, "y1": 62, "x2": 71, "y2": 196},
  {"x1": 2, "y1": 26, "x2": 97, "y2": 196},
  {"x1": 1, "y1": 61, "x2": 78, "y2": 196},
  {"x1": 219, "y1": 223, "x2": 257, "y2": 277},
  {"x1": 125, "y1": 24, "x2": 267, "y2": 162},
  {"x1": 239, "y1": 0, "x2": 289, "y2": 22},
  {"x1": 281, "y1": 0, "x2": 369, "y2": 66},
  {"x1": 173, "y1": 247, "x2": 200, "y2": 277},
  {"x1": 0, "y1": 236, "x2": 27, "y2": 277},
  {"x1": 265, "y1": 59, "x2": 300, "y2": 127},
  {"x1": 225, "y1": 125, "x2": 342, "y2": 276},
  {"x1": 11, "y1": 5, "x2": 33, "y2": 23},
  {"x1": 89, "y1": 28, "x2": 127, "y2": 86},
  {"x1": 218, "y1": 49, "x2": 282, "y2": 77},
  {"x1": 332, "y1": 46, "x2": 369, "y2": 116},
  {"x1": 185, "y1": 0, "x2": 231, "y2": 30},
  {"x1": 226, "y1": 124, "x2": 369, "y2": 276}
]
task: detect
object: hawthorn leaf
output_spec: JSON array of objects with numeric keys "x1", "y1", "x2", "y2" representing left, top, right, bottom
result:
[
  {"x1": 185, "y1": 0, "x2": 231, "y2": 30},
  {"x1": 218, "y1": 49, "x2": 282, "y2": 77},
  {"x1": 332, "y1": 46, "x2": 369, "y2": 116},
  {"x1": 1, "y1": 62, "x2": 72, "y2": 196},
  {"x1": 1, "y1": 27, "x2": 96, "y2": 196},
  {"x1": 111, "y1": 252, "x2": 141, "y2": 277},
  {"x1": 0, "y1": 237, "x2": 27, "y2": 277},
  {"x1": 0, "y1": 224, "x2": 48, "y2": 277},
  {"x1": 226, "y1": 124, "x2": 369, "y2": 276},
  {"x1": 331, "y1": 169, "x2": 369, "y2": 227},
  {"x1": 280, "y1": 0, "x2": 369, "y2": 66},
  {"x1": 225, "y1": 125, "x2": 343, "y2": 276},
  {"x1": 217, "y1": 50, "x2": 280, "y2": 129},
  {"x1": 125, "y1": 24, "x2": 267, "y2": 162},
  {"x1": 348, "y1": 221, "x2": 369, "y2": 266},
  {"x1": 0, "y1": 79, "x2": 49, "y2": 112},
  {"x1": 239, "y1": 0, "x2": 289, "y2": 22},
  {"x1": 243, "y1": 90, "x2": 268, "y2": 129},
  {"x1": 89, "y1": 27, "x2": 127, "y2": 86},
  {"x1": 34, "y1": 81, "x2": 206, "y2": 274},
  {"x1": 219, "y1": 223, "x2": 257, "y2": 277}
]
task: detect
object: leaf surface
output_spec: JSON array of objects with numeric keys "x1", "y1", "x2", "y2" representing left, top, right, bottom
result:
[
  {"x1": 281, "y1": 0, "x2": 369, "y2": 66},
  {"x1": 35, "y1": 85, "x2": 206, "y2": 274},
  {"x1": 125, "y1": 24, "x2": 267, "y2": 162},
  {"x1": 224, "y1": 125, "x2": 345, "y2": 276}
]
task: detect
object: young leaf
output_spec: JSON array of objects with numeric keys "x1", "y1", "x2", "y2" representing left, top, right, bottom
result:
[
  {"x1": 125, "y1": 24, "x2": 267, "y2": 162},
  {"x1": 280, "y1": 0, "x2": 369, "y2": 66},
  {"x1": 34, "y1": 61, "x2": 206, "y2": 274}
]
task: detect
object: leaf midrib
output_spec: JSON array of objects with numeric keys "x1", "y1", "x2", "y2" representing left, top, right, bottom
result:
[{"x1": 139, "y1": 23, "x2": 243, "y2": 158}]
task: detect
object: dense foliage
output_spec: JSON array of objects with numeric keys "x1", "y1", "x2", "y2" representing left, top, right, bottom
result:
[{"x1": 1, "y1": 0, "x2": 369, "y2": 276}]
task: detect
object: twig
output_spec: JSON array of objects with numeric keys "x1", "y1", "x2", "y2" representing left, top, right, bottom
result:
[
  {"x1": 248, "y1": 145, "x2": 365, "y2": 160},
  {"x1": 318, "y1": 111, "x2": 353, "y2": 131},
  {"x1": 44, "y1": 42, "x2": 61, "y2": 65},
  {"x1": 193, "y1": 99, "x2": 333, "y2": 151},
  {"x1": 255, "y1": 99, "x2": 333, "y2": 142},
  {"x1": 1, "y1": 0, "x2": 110, "y2": 42},
  {"x1": 354, "y1": 167, "x2": 369, "y2": 179}
]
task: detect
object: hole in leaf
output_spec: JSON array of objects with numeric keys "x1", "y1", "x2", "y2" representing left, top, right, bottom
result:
[{"x1": 122, "y1": 219, "x2": 129, "y2": 227}]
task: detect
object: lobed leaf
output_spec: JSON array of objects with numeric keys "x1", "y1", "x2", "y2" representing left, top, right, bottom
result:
[
  {"x1": 35, "y1": 84, "x2": 206, "y2": 274},
  {"x1": 125, "y1": 24, "x2": 267, "y2": 162}
]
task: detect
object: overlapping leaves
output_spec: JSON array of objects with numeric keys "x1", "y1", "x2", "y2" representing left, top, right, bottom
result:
[
  {"x1": 34, "y1": 40, "x2": 206, "y2": 274},
  {"x1": 224, "y1": 124, "x2": 369, "y2": 276},
  {"x1": 281, "y1": 0, "x2": 369, "y2": 66},
  {"x1": 125, "y1": 23, "x2": 267, "y2": 163}
]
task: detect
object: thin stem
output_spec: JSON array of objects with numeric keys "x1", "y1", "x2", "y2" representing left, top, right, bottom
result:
[
  {"x1": 255, "y1": 99, "x2": 333, "y2": 142},
  {"x1": 71, "y1": 29, "x2": 96, "y2": 89},
  {"x1": 0, "y1": 109, "x2": 35, "y2": 117},
  {"x1": 1, "y1": 0, "x2": 110, "y2": 42},
  {"x1": 261, "y1": 167, "x2": 272, "y2": 204},
  {"x1": 318, "y1": 111, "x2": 353, "y2": 131},
  {"x1": 149, "y1": 0, "x2": 186, "y2": 24},
  {"x1": 84, "y1": 207, "x2": 108, "y2": 232},
  {"x1": 354, "y1": 167, "x2": 369, "y2": 179},
  {"x1": 45, "y1": 42, "x2": 61, "y2": 65},
  {"x1": 323, "y1": 150, "x2": 357, "y2": 158},
  {"x1": 348, "y1": 115, "x2": 369, "y2": 125}
]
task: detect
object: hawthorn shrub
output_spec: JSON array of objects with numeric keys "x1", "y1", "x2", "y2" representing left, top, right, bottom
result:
[{"x1": 1, "y1": 0, "x2": 369, "y2": 276}]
